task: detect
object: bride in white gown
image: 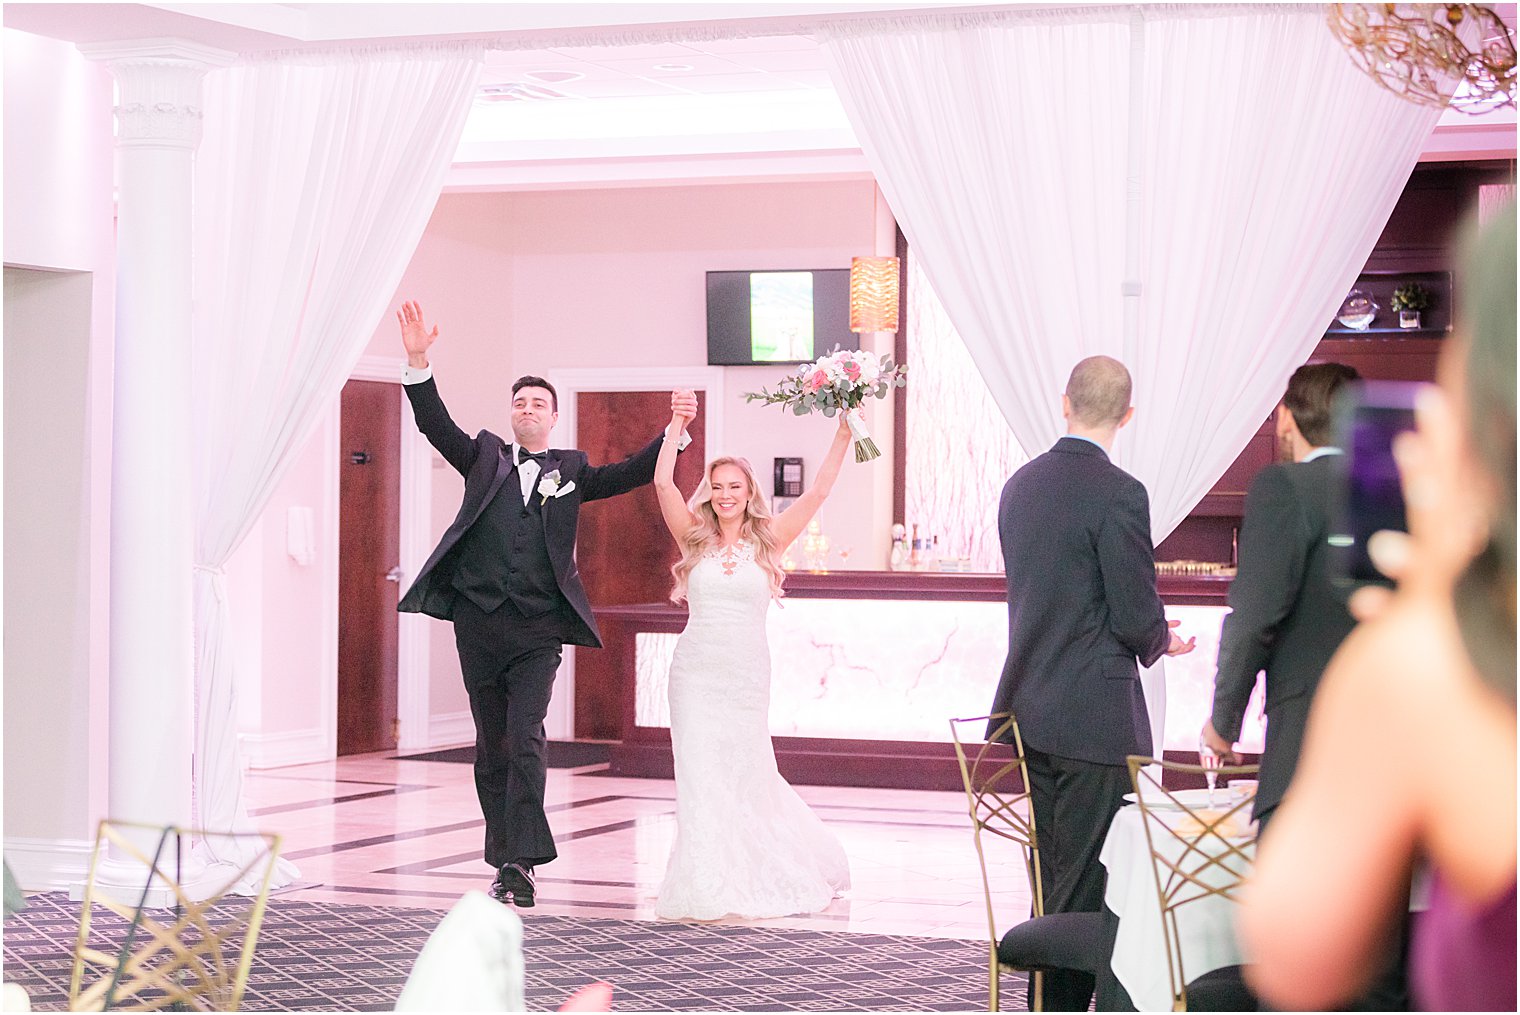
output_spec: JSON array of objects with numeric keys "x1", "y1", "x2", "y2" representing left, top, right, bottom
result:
[{"x1": 650, "y1": 398, "x2": 853, "y2": 921}]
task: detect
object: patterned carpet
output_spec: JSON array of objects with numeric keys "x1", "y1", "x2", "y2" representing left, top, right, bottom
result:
[{"x1": 2, "y1": 893, "x2": 1012, "y2": 1011}]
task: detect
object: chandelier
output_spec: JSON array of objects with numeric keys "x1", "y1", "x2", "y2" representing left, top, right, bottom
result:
[{"x1": 1327, "y1": 4, "x2": 1517, "y2": 114}]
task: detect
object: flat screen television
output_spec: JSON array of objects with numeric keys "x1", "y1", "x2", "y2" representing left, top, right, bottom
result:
[{"x1": 706, "y1": 268, "x2": 858, "y2": 366}]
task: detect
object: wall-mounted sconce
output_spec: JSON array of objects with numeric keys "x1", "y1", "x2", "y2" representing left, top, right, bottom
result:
[{"x1": 849, "y1": 256, "x2": 900, "y2": 333}]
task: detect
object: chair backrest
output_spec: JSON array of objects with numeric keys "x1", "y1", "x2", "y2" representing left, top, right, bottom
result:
[
  {"x1": 949, "y1": 712, "x2": 1042, "y2": 946},
  {"x1": 70, "y1": 821, "x2": 283, "y2": 1012},
  {"x1": 1126, "y1": 756, "x2": 1259, "y2": 1010}
]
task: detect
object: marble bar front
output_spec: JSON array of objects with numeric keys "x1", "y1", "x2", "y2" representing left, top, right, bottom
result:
[{"x1": 596, "y1": 571, "x2": 1266, "y2": 791}]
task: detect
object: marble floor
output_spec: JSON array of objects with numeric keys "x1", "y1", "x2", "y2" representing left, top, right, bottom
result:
[{"x1": 245, "y1": 750, "x2": 1029, "y2": 942}]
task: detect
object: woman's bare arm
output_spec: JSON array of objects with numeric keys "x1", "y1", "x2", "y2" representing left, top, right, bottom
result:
[{"x1": 773, "y1": 413, "x2": 852, "y2": 547}]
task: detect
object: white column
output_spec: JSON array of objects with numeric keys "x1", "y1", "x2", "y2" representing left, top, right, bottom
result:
[{"x1": 75, "y1": 39, "x2": 232, "y2": 903}]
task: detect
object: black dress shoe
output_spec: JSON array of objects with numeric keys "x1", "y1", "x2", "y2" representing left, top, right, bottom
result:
[{"x1": 494, "y1": 861, "x2": 536, "y2": 908}]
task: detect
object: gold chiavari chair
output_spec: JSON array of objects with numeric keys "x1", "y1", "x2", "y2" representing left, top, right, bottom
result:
[
  {"x1": 69, "y1": 821, "x2": 282, "y2": 1012},
  {"x1": 951, "y1": 713, "x2": 1109, "y2": 1012},
  {"x1": 1126, "y1": 756, "x2": 1260, "y2": 1012}
]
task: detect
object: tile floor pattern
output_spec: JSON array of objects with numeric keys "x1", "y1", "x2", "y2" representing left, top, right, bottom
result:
[
  {"x1": 245, "y1": 753, "x2": 1032, "y2": 941},
  {"x1": 5, "y1": 752, "x2": 1039, "y2": 1011},
  {"x1": 2, "y1": 892, "x2": 1015, "y2": 1012}
]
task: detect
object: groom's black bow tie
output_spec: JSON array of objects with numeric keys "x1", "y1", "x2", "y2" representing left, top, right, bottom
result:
[{"x1": 515, "y1": 448, "x2": 549, "y2": 467}]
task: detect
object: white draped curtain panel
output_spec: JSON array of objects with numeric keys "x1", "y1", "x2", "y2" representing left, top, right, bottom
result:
[
  {"x1": 904, "y1": 251, "x2": 1029, "y2": 574},
  {"x1": 821, "y1": 4, "x2": 1442, "y2": 540},
  {"x1": 191, "y1": 46, "x2": 483, "y2": 885},
  {"x1": 822, "y1": 4, "x2": 1442, "y2": 753}
]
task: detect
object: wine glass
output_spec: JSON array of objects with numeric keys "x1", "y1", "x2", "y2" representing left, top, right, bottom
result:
[
  {"x1": 837, "y1": 545, "x2": 852, "y2": 570},
  {"x1": 1198, "y1": 735, "x2": 1220, "y2": 806}
]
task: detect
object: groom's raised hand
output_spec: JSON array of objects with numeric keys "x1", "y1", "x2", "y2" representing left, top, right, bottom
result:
[{"x1": 397, "y1": 300, "x2": 438, "y2": 369}]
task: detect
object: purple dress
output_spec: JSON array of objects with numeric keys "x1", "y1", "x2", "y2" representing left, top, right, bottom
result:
[{"x1": 1411, "y1": 873, "x2": 1516, "y2": 1012}]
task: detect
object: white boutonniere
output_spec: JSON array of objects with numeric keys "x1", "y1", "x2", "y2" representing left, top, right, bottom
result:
[{"x1": 537, "y1": 470, "x2": 575, "y2": 504}]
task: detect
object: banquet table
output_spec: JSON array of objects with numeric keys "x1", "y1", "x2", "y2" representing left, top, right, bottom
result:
[{"x1": 1099, "y1": 800, "x2": 1256, "y2": 1012}]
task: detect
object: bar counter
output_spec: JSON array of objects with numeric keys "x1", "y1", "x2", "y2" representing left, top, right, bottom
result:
[{"x1": 595, "y1": 571, "x2": 1251, "y2": 791}]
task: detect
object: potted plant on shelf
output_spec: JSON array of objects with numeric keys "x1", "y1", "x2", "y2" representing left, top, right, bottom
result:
[{"x1": 1390, "y1": 282, "x2": 1430, "y2": 329}]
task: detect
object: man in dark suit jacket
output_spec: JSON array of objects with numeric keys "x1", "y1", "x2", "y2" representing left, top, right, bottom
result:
[
  {"x1": 1203, "y1": 362, "x2": 1412, "y2": 1011},
  {"x1": 1201, "y1": 362, "x2": 1360, "y2": 832},
  {"x1": 394, "y1": 300, "x2": 696, "y2": 907},
  {"x1": 991, "y1": 355, "x2": 1195, "y2": 1011}
]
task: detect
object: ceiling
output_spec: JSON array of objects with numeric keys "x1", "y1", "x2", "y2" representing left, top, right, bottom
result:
[
  {"x1": 3, "y1": 2, "x2": 946, "y2": 187},
  {"x1": 4, "y1": 2, "x2": 1516, "y2": 191}
]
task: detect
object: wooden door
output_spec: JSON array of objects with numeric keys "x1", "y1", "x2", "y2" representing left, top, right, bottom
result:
[
  {"x1": 338, "y1": 380, "x2": 401, "y2": 755},
  {"x1": 574, "y1": 390, "x2": 706, "y2": 738}
]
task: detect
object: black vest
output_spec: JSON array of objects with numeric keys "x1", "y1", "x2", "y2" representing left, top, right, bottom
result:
[{"x1": 450, "y1": 469, "x2": 565, "y2": 617}]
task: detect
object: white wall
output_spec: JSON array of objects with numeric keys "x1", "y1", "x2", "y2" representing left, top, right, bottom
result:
[
  {"x1": 227, "y1": 419, "x2": 337, "y2": 770},
  {"x1": 3, "y1": 31, "x2": 115, "y2": 274},
  {"x1": 2, "y1": 29, "x2": 117, "y2": 890},
  {"x1": 3, "y1": 269, "x2": 97, "y2": 875}
]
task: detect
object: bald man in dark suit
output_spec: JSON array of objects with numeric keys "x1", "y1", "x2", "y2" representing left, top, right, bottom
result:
[{"x1": 991, "y1": 355, "x2": 1195, "y2": 1011}]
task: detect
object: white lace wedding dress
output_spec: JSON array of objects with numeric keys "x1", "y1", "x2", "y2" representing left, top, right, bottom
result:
[{"x1": 654, "y1": 539, "x2": 851, "y2": 921}]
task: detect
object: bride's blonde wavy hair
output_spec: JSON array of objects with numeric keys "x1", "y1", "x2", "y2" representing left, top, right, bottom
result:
[{"x1": 670, "y1": 456, "x2": 787, "y2": 604}]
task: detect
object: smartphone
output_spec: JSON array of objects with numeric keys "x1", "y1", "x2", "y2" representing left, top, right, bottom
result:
[{"x1": 1329, "y1": 380, "x2": 1421, "y2": 586}]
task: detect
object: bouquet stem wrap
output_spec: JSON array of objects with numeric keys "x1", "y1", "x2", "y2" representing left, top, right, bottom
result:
[{"x1": 845, "y1": 408, "x2": 878, "y2": 462}]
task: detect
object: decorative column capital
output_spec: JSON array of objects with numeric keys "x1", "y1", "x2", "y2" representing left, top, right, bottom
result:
[{"x1": 77, "y1": 38, "x2": 235, "y2": 151}]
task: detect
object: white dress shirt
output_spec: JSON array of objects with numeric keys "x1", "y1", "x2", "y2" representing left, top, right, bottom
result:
[{"x1": 1301, "y1": 446, "x2": 1343, "y2": 462}]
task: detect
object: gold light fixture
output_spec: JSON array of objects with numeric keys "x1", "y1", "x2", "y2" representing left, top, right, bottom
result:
[
  {"x1": 849, "y1": 256, "x2": 900, "y2": 333},
  {"x1": 1328, "y1": 4, "x2": 1517, "y2": 114}
]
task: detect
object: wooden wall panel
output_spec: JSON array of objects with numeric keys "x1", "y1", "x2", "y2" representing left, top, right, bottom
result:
[{"x1": 573, "y1": 390, "x2": 706, "y2": 739}]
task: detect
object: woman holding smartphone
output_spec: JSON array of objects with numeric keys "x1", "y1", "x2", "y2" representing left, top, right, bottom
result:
[{"x1": 1238, "y1": 207, "x2": 1516, "y2": 1012}]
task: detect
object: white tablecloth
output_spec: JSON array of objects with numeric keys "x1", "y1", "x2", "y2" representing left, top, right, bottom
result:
[{"x1": 1100, "y1": 804, "x2": 1254, "y2": 1012}]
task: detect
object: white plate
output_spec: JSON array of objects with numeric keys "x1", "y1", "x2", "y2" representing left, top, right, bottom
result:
[{"x1": 1123, "y1": 788, "x2": 1238, "y2": 811}]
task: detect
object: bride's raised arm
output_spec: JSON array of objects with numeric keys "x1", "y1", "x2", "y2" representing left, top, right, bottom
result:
[
  {"x1": 773, "y1": 413, "x2": 852, "y2": 548},
  {"x1": 654, "y1": 394, "x2": 699, "y2": 541}
]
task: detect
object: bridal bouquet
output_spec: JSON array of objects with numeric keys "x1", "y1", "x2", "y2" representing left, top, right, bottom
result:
[{"x1": 744, "y1": 348, "x2": 907, "y2": 462}]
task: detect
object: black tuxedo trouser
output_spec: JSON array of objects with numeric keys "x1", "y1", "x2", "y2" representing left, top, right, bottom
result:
[
  {"x1": 1025, "y1": 746, "x2": 1131, "y2": 1012},
  {"x1": 453, "y1": 594, "x2": 569, "y2": 870}
]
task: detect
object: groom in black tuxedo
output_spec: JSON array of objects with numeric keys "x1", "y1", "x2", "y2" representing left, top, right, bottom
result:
[
  {"x1": 394, "y1": 300, "x2": 696, "y2": 907},
  {"x1": 990, "y1": 355, "x2": 1195, "y2": 1011}
]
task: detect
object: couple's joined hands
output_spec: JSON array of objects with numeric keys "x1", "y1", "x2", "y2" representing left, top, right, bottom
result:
[{"x1": 669, "y1": 390, "x2": 698, "y2": 436}]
